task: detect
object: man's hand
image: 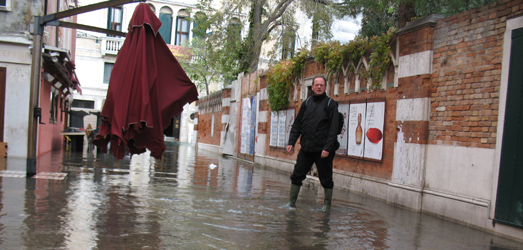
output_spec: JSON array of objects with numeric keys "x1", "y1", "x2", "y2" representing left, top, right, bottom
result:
[
  {"x1": 287, "y1": 145, "x2": 294, "y2": 153},
  {"x1": 321, "y1": 150, "x2": 329, "y2": 158}
]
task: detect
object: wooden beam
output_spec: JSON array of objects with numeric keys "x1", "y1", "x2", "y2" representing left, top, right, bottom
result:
[
  {"x1": 42, "y1": 0, "x2": 145, "y2": 23},
  {"x1": 57, "y1": 21, "x2": 127, "y2": 37}
]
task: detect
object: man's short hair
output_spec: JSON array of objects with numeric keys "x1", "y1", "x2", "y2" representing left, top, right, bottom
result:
[{"x1": 313, "y1": 75, "x2": 327, "y2": 84}]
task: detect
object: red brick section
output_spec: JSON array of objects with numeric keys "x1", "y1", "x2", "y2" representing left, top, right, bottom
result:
[
  {"x1": 399, "y1": 26, "x2": 435, "y2": 57},
  {"x1": 193, "y1": 101, "x2": 199, "y2": 132},
  {"x1": 398, "y1": 74, "x2": 432, "y2": 99},
  {"x1": 196, "y1": 91, "x2": 224, "y2": 147},
  {"x1": 430, "y1": 0, "x2": 523, "y2": 149},
  {"x1": 197, "y1": 113, "x2": 222, "y2": 146},
  {"x1": 223, "y1": 88, "x2": 231, "y2": 117}
]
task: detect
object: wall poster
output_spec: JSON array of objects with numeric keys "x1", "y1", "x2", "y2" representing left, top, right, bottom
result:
[
  {"x1": 347, "y1": 103, "x2": 366, "y2": 158},
  {"x1": 285, "y1": 109, "x2": 295, "y2": 147},
  {"x1": 336, "y1": 103, "x2": 350, "y2": 155},
  {"x1": 249, "y1": 96, "x2": 256, "y2": 155},
  {"x1": 240, "y1": 97, "x2": 250, "y2": 154},
  {"x1": 277, "y1": 111, "x2": 287, "y2": 147},
  {"x1": 363, "y1": 102, "x2": 385, "y2": 161},
  {"x1": 269, "y1": 111, "x2": 278, "y2": 147}
]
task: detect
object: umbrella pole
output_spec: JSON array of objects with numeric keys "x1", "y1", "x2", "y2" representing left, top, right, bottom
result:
[{"x1": 27, "y1": 16, "x2": 43, "y2": 177}]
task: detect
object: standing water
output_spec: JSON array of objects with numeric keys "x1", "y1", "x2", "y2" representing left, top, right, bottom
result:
[{"x1": 0, "y1": 142, "x2": 521, "y2": 250}]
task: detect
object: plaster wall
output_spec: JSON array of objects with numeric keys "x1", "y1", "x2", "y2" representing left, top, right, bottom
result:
[
  {"x1": 0, "y1": 61, "x2": 31, "y2": 157},
  {"x1": 392, "y1": 97, "x2": 430, "y2": 187},
  {"x1": 0, "y1": 0, "x2": 41, "y2": 37},
  {"x1": 426, "y1": 144, "x2": 494, "y2": 201},
  {"x1": 398, "y1": 51, "x2": 433, "y2": 78}
]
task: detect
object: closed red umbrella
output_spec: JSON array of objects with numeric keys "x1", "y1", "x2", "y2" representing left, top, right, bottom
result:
[{"x1": 93, "y1": 3, "x2": 198, "y2": 160}]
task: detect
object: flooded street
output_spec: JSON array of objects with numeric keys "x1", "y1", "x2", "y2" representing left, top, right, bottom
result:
[{"x1": 0, "y1": 142, "x2": 521, "y2": 249}]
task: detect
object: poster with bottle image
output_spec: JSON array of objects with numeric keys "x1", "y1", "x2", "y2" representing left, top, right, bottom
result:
[
  {"x1": 347, "y1": 103, "x2": 366, "y2": 158},
  {"x1": 364, "y1": 102, "x2": 385, "y2": 160},
  {"x1": 336, "y1": 104, "x2": 350, "y2": 155}
]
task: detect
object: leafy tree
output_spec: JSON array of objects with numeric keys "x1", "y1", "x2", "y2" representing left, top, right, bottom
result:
[
  {"x1": 179, "y1": 9, "x2": 242, "y2": 95},
  {"x1": 183, "y1": 0, "x2": 500, "y2": 93},
  {"x1": 189, "y1": 0, "x2": 345, "y2": 77},
  {"x1": 341, "y1": 0, "x2": 499, "y2": 37}
]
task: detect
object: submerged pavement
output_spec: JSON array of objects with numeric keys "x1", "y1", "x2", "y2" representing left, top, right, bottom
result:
[{"x1": 0, "y1": 142, "x2": 521, "y2": 250}]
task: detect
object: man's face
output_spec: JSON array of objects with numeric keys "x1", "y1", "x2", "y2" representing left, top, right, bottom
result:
[{"x1": 312, "y1": 77, "x2": 326, "y2": 96}]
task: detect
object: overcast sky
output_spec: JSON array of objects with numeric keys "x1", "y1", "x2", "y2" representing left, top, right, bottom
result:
[{"x1": 331, "y1": 15, "x2": 362, "y2": 43}]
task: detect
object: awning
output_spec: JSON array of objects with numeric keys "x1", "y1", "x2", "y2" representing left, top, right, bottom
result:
[{"x1": 42, "y1": 45, "x2": 81, "y2": 97}]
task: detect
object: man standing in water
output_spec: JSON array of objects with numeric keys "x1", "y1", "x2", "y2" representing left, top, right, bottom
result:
[{"x1": 286, "y1": 75, "x2": 340, "y2": 212}]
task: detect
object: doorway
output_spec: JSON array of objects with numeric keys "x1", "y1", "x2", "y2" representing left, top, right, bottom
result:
[
  {"x1": 495, "y1": 27, "x2": 523, "y2": 229},
  {"x1": 0, "y1": 67, "x2": 5, "y2": 141},
  {"x1": 164, "y1": 114, "x2": 181, "y2": 140}
]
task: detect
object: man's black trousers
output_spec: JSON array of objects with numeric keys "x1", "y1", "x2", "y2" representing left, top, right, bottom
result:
[{"x1": 290, "y1": 150, "x2": 334, "y2": 189}]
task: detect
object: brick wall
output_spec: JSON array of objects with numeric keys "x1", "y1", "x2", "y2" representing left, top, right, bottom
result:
[
  {"x1": 430, "y1": 0, "x2": 523, "y2": 148},
  {"x1": 263, "y1": 60, "x2": 402, "y2": 180},
  {"x1": 196, "y1": 91, "x2": 223, "y2": 146},
  {"x1": 201, "y1": 0, "x2": 523, "y2": 182}
]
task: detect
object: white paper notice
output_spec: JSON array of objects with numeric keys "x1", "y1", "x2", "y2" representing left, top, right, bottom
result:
[
  {"x1": 285, "y1": 109, "x2": 295, "y2": 147},
  {"x1": 336, "y1": 104, "x2": 350, "y2": 155},
  {"x1": 270, "y1": 111, "x2": 278, "y2": 147},
  {"x1": 277, "y1": 111, "x2": 287, "y2": 147}
]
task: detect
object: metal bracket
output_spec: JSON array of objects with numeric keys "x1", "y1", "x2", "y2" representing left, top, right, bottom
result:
[{"x1": 34, "y1": 107, "x2": 45, "y2": 125}]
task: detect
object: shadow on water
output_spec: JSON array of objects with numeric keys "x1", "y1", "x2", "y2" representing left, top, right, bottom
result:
[{"x1": 0, "y1": 142, "x2": 520, "y2": 249}]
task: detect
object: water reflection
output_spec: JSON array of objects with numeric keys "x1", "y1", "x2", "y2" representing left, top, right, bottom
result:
[{"x1": 0, "y1": 143, "x2": 519, "y2": 249}]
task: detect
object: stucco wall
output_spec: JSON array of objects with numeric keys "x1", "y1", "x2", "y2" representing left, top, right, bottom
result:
[{"x1": 0, "y1": 55, "x2": 31, "y2": 157}]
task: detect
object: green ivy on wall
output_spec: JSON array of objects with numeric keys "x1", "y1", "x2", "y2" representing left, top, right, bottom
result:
[
  {"x1": 265, "y1": 28, "x2": 396, "y2": 111},
  {"x1": 266, "y1": 60, "x2": 294, "y2": 111},
  {"x1": 266, "y1": 49, "x2": 311, "y2": 111}
]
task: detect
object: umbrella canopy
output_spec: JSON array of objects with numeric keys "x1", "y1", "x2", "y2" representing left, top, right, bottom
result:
[{"x1": 93, "y1": 3, "x2": 198, "y2": 160}]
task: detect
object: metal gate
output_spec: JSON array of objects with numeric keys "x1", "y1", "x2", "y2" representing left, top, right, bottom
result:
[{"x1": 495, "y1": 27, "x2": 523, "y2": 229}]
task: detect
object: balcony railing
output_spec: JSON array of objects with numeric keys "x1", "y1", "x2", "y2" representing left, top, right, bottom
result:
[{"x1": 101, "y1": 37, "x2": 124, "y2": 55}]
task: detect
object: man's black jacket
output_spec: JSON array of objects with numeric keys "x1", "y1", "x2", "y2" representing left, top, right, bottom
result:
[{"x1": 287, "y1": 93, "x2": 339, "y2": 153}]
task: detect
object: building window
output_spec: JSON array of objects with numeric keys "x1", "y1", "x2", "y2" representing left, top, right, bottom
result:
[
  {"x1": 175, "y1": 10, "x2": 190, "y2": 46},
  {"x1": 281, "y1": 32, "x2": 296, "y2": 59},
  {"x1": 159, "y1": 7, "x2": 173, "y2": 44},
  {"x1": 72, "y1": 100, "x2": 95, "y2": 109},
  {"x1": 103, "y1": 62, "x2": 114, "y2": 84},
  {"x1": 0, "y1": 0, "x2": 11, "y2": 11},
  {"x1": 148, "y1": 4, "x2": 155, "y2": 13},
  {"x1": 49, "y1": 91, "x2": 58, "y2": 124},
  {"x1": 107, "y1": 6, "x2": 123, "y2": 33},
  {"x1": 192, "y1": 12, "x2": 207, "y2": 40},
  {"x1": 228, "y1": 17, "x2": 241, "y2": 37}
]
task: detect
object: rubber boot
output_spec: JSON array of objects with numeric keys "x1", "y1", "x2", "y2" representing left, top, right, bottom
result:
[
  {"x1": 321, "y1": 188, "x2": 333, "y2": 213},
  {"x1": 287, "y1": 184, "x2": 301, "y2": 208}
]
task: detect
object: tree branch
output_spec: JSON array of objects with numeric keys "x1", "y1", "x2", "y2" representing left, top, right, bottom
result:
[{"x1": 263, "y1": 21, "x2": 283, "y2": 40}]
